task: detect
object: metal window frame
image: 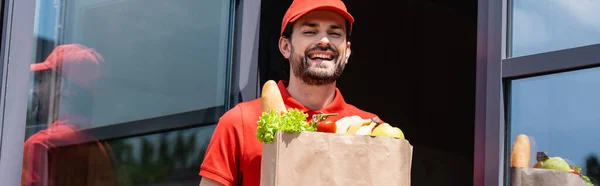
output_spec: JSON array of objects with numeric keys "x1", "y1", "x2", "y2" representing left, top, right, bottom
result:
[
  {"x1": 0, "y1": 0, "x2": 37, "y2": 185},
  {"x1": 502, "y1": 44, "x2": 600, "y2": 79},
  {"x1": 0, "y1": 0, "x2": 263, "y2": 185},
  {"x1": 474, "y1": 0, "x2": 506, "y2": 184},
  {"x1": 233, "y1": 0, "x2": 262, "y2": 103},
  {"x1": 475, "y1": 0, "x2": 600, "y2": 185}
]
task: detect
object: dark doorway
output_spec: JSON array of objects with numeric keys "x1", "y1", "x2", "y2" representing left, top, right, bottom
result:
[{"x1": 258, "y1": 0, "x2": 478, "y2": 185}]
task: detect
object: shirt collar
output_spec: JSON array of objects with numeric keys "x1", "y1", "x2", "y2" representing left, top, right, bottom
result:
[{"x1": 277, "y1": 80, "x2": 347, "y2": 119}]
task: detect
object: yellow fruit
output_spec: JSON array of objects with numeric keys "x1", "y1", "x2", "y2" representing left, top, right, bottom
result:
[
  {"x1": 371, "y1": 123, "x2": 405, "y2": 139},
  {"x1": 345, "y1": 118, "x2": 372, "y2": 134},
  {"x1": 335, "y1": 116, "x2": 363, "y2": 134},
  {"x1": 542, "y1": 157, "x2": 571, "y2": 172},
  {"x1": 355, "y1": 122, "x2": 377, "y2": 135},
  {"x1": 346, "y1": 124, "x2": 361, "y2": 134},
  {"x1": 533, "y1": 161, "x2": 543, "y2": 168},
  {"x1": 394, "y1": 127, "x2": 405, "y2": 139}
]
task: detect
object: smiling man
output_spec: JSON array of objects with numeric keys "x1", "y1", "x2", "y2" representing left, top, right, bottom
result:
[{"x1": 199, "y1": 0, "x2": 379, "y2": 186}]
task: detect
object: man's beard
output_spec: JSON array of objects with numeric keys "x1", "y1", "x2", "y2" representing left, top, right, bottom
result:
[{"x1": 290, "y1": 44, "x2": 346, "y2": 85}]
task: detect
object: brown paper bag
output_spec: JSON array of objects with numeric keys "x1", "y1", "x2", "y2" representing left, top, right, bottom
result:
[
  {"x1": 510, "y1": 167, "x2": 590, "y2": 186},
  {"x1": 260, "y1": 131, "x2": 413, "y2": 186}
]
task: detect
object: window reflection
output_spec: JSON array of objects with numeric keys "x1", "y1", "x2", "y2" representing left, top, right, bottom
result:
[
  {"x1": 507, "y1": 66, "x2": 600, "y2": 184},
  {"x1": 22, "y1": 44, "x2": 114, "y2": 186},
  {"x1": 510, "y1": 0, "x2": 600, "y2": 57},
  {"x1": 108, "y1": 125, "x2": 216, "y2": 185},
  {"x1": 22, "y1": 0, "x2": 234, "y2": 185}
]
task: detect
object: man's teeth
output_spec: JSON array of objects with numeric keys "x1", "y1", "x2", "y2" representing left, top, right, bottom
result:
[{"x1": 310, "y1": 54, "x2": 332, "y2": 60}]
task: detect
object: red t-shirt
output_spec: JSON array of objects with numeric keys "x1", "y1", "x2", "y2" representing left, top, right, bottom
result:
[
  {"x1": 21, "y1": 120, "x2": 114, "y2": 186},
  {"x1": 199, "y1": 80, "x2": 378, "y2": 186}
]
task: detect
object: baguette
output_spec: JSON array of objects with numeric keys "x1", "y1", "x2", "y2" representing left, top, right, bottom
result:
[
  {"x1": 261, "y1": 80, "x2": 287, "y2": 113},
  {"x1": 510, "y1": 134, "x2": 531, "y2": 168}
]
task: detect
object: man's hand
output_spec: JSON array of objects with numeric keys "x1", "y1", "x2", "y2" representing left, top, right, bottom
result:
[{"x1": 199, "y1": 177, "x2": 224, "y2": 186}]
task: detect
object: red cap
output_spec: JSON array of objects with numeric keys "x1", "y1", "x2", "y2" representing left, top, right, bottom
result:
[
  {"x1": 30, "y1": 44, "x2": 104, "y2": 90},
  {"x1": 281, "y1": 0, "x2": 354, "y2": 36}
]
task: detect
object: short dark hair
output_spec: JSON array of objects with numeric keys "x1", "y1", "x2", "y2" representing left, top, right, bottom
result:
[{"x1": 281, "y1": 19, "x2": 352, "y2": 42}]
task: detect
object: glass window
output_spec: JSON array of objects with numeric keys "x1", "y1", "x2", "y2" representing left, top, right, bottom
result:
[
  {"x1": 510, "y1": 0, "x2": 600, "y2": 57},
  {"x1": 108, "y1": 125, "x2": 216, "y2": 185},
  {"x1": 21, "y1": 0, "x2": 234, "y2": 185},
  {"x1": 506, "y1": 66, "x2": 600, "y2": 183}
]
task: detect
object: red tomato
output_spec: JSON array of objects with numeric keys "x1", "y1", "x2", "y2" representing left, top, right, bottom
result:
[
  {"x1": 317, "y1": 120, "x2": 336, "y2": 133},
  {"x1": 571, "y1": 168, "x2": 580, "y2": 175}
]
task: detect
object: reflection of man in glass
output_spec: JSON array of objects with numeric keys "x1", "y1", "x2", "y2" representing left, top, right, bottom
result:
[{"x1": 21, "y1": 44, "x2": 114, "y2": 186}]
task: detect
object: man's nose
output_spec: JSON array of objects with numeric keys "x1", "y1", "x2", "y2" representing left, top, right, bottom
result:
[{"x1": 317, "y1": 36, "x2": 331, "y2": 47}]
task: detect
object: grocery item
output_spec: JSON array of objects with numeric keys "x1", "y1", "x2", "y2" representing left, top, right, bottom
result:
[
  {"x1": 510, "y1": 134, "x2": 531, "y2": 168},
  {"x1": 344, "y1": 117, "x2": 372, "y2": 134},
  {"x1": 259, "y1": 79, "x2": 409, "y2": 140},
  {"x1": 354, "y1": 121, "x2": 377, "y2": 135},
  {"x1": 256, "y1": 80, "x2": 315, "y2": 143},
  {"x1": 315, "y1": 118, "x2": 336, "y2": 133},
  {"x1": 331, "y1": 115, "x2": 406, "y2": 139},
  {"x1": 541, "y1": 156, "x2": 570, "y2": 172},
  {"x1": 257, "y1": 80, "x2": 413, "y2": 186},
  {"x1": 508, "y1": 134, "x2": 594, "y2": 186},
  {"x1": 531, "y1": 152, "x2": 593, "y2": 186},
  {"x1": 334, "y1": 116, "x2": 363, "y2": 134},
  {"x1": 260, "y1": 80, "x2": 287, "y2": 113},
  {"x1": 371, "y1": 123, "x2": 405, "y2": 139}
]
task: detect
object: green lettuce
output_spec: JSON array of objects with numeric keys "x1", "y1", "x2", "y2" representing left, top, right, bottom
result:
[{"x1": 256, "y1": 108, "x2": 315, "y2": 143}]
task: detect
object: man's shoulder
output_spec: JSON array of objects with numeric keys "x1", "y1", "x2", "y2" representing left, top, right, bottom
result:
[
  {"x1": 24, "y1": 132, "x2": 50, "y2": 146},
  {"x1": 218, "y1": 98, "x2": 263, "y2": 124},
  {"x1": 24, "y1": 124, "x2": 77, "y2": 145},
  {"x1": 236, "y1": 97, "x2": 263, "y2": 110},
  {"x1": 231, "y1": 98, "x2": 263, "y2": 115}
]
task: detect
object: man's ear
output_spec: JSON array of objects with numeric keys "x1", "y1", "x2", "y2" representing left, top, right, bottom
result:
[
  {"x1": 344, "y1": 41, "x2": 352, "y2": 64},
  {"x1": 279, "y1": 37, "x2": 291, "y2": 59}
]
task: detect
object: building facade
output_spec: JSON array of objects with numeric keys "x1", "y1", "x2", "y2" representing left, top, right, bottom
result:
[{"x1": 1, "y1": 0, "x2": 599, "y2": 186}]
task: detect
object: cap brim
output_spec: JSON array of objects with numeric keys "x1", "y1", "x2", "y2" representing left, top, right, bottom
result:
[
  {"x1": 289, "y1": 5, "x2": 355, "y2": 25},
  {"x1": 30, "y1": 62, "x2": 51, "y2": 72}
]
